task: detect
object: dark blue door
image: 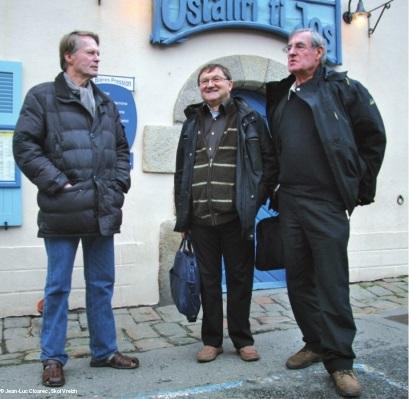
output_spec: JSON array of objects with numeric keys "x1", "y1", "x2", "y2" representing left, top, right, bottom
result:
[{"x1": 221, "y1": 89, "x2": 286, "y2": 291}]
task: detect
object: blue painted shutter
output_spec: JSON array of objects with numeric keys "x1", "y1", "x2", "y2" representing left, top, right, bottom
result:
[
  {"x1": 0, "y1": 61, "x2": 22, "y2": 125},
  {"x1": 0, "y1": 61, "x2": 23, "y2": 227}
]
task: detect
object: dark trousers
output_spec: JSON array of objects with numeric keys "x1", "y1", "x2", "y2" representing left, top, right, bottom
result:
[
  {"x1": 279, "y1": 192, "x2": 356, "y2": 373},
  {"x1": 190, "y1": 219, "x2": 255, "y2": 349}
]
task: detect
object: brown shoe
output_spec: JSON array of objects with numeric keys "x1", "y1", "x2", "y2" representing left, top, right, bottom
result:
[
  {"x1": 196, "y1": 346, "x2": 223, "y2": 363},
  {"x1": 42, "y1": 360, "x2": 65, "y2": 387},
  {"x1": 286, "y1": 345, "x2": 322, "y2": 369},
  {"x1": 331, "y1": 370, "x2": 362, "y2": 397},
  {"x1": 90, "y1": 351, "x2": 139, "y2": 369},
  {"x1": 237, "y1": 345, "x2": 260, "y2": 362}
]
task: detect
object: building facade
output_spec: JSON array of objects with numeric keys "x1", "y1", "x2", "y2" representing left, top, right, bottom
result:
[{"x1": 0, "y1": 0, "x2": 407, "y2": 317}]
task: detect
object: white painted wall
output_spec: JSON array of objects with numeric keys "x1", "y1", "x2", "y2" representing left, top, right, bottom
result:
[{"x1": 0, "y1": 0, "x2": 407, "y2": 317}]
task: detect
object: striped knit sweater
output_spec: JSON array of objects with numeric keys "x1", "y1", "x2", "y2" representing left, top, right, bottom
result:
[{"x1": 191, "y1": 111, "x2": 238, "y2": 226}]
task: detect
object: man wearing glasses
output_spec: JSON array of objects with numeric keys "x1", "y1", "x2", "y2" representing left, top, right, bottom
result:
[
  {"x1": 266, "y1": 29, "x2": 386, "y2": 397},
  {"x1": 174, "y1": 64, "x2": 275, "y2": 363}
]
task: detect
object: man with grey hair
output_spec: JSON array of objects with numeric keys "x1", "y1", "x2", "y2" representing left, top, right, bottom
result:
[
  {"x1": 13, "y1": 31, "x2": 138, "y2": 387},
  {"x1": 266, "y1": 28, "x2": 386, "y2": 397}
]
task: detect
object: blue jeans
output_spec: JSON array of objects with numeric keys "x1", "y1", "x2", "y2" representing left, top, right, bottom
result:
[{"x1": 41, "y1": 236, "x2": 117, "y2": 365}]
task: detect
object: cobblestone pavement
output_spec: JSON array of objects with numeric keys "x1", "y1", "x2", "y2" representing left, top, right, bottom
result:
[{"x1": 0, "y1": 276, "x2": 407, "y2": 367}]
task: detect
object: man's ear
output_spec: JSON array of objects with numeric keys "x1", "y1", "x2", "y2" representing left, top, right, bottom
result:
[
  {"x1": 316, "y1": 47, "x2": 324, "y2": 62},
  {"x1": 64, "y1": 52, "x2": 73, "y2": 67}
]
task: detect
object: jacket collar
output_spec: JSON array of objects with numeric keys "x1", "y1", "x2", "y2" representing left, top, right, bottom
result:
[
  {"x1": 54, "y1": 72, "x2": 110, "y2": 107},
  {"x1": 266, "y1": 66, "x2": 348, "y2": 98},
  {"x1": 184, "y1": 96, "x2": 253, "y2": 119}
]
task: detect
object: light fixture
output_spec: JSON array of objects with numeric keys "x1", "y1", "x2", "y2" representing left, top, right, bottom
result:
[{"x1": 343, "y1": 0, "x2": 394, "y2": 36}]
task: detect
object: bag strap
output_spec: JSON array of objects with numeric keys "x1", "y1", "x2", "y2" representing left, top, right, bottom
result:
[{"x1": 179, "y1": 236, "x2": 194, "y2": 255}]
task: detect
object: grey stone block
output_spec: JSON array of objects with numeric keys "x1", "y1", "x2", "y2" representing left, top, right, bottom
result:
[
  {"x1": 5, "y1": 337, "x2": 38, "y2": 353},
  {"x1": 186, "y1": 323, "x2": 202, "y2": 340},
  {"x1": 265, "y1": 59, "x2": 288, "y2": 82},
  {"x1": 67, "y1": 320, "x2": 88, "y2": 339},
  {"x1": 113, "y1": 308, "x2": 131, "y2": 315},
  {"x1": 168, "y1": 336, "x2": 198, "y2": 346},
  {"x1": 350, "y1": 285, "x2": 378, "y2": 301},
  {"x1": 68, "y1": 312, "x2": 79, "y2": 321},
  {"x1": 395, "y1": 282, "x2": 408, "y2": 292},
  {"x1": 4, "y1": 317, "x2": 31, "y2": 329},
  {"x1": 124, "y1": 322, "x2": 159, "y2": 341},
  {"x1": 66, "y1": 346, "x2": 90, "y2": 358},
  {"x1": 115, "y1": 313, "x2": 139, "y2": 328},
  {"x1": 239, "y1": 55, "x2": 270, "y2": 90},
  {"x1": 24, "y1": 351, "x2": 40, "y2": 361},
  {"x1": 135, "y1": 338, "x2": 172, "y2": 351},
  {"x1": 381, "y1": 296, "x2": 408, "y2": 305},
  {"x1": 153, "y1": 322, "x2": 187, "y2": 338},
  {"x1": 156, "y1": 305, "x2": 186, "y2": 323},
  {"x1": 29, "y1": 317, "x2": 42, "y2": 337},
  {"x1": 365, "y1": 284, "x2": 395, "y2": 297},
  {"x1": 4, "y1": 327, "x2": 30, "y2": 340},
  {"x1": 252, "y1": 324, "x2": 276, "y2": 334},
  {"x1": 174, "y1": 78, "x2": 202, "y2": 123},
  {"x1": 78, "y1": 312, "x2": 88, "y2": 329},
  {"x1": 371, "y1": 299, "x2": 404, "y2": 310},
  {"x1": 66, "y1": 337, "x2": 90, "y2": 348},
  {"x1": 129, "y1": 306, "x2": 161, "y2": 322},
  {"x1": 117, "y1": 339, "x2": 137, "y2": 353},
  {"x1": 158, "y1": 220, "x2": 182, "y2": 306},
  {"x1": 249, "y1": 303, "x2": 265, "y2": 313},
  {"x1": 378, "y1": 281, "x2": 408, "y2": 296},
  {"x1": 142, "y1": 125, "x2": 181, "y2": 173},
  {"x1": 0, "y1": 352, "x2": 24, "y2": 361},
  {"x1": 0, "y1": 359, "x2": 23, "y2": 366},
  {"x1": 260, "y1": 303, "x2": 287, "y2": 313}
]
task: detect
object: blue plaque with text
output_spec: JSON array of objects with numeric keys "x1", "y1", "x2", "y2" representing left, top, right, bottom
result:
[{"x1": 151, "y1": 0, "x2": 342, "y2": 64}]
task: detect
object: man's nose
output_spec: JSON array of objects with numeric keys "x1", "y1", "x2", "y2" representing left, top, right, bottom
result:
[{"x1": 288, "y1": 46, "x2": 297, "y2": 55}]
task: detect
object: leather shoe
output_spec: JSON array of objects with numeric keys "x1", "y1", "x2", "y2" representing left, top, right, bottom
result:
[
  {"x1": 331, "y1": 370, "x2": 362, "y2": 397},
  {"x1": 286, "y1": 345, "x2": 322, "y2": 369},
  {"x1": 42, "y1": 359, "x2": 65, "y2": 387},
  {"x1": 196, "y1": 345, "x2": 223, "y2": 363},
  {"x1": 237, "y1": 345, "x2": 260, "y2": 362}
]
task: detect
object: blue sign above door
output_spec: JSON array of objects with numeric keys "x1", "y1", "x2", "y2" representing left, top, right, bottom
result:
[{"x1": 151, "y1": 0, "x2": 342, "y2": 64}]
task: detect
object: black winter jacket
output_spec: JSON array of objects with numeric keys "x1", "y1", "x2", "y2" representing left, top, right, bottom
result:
[
  {"x1": 13, "y1": 73, "x2": 130, "y2": 237},
  {"x1": 266, "y1": 68, "x2": 386, "y2": 214},
  {"x1": 174, "y1": 97, "x2": 276, "y2": 240}
]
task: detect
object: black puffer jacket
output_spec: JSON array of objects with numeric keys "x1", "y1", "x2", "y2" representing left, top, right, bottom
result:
[
  {"x1": 13, "y1": 73, "x2": 130, "y2": 237},
  {"x1": 174, "y1": 97, "x2": 276, "y2": 240},
  {"x1": 266, "y1": 67, "x2": 386, "y2": 213}
]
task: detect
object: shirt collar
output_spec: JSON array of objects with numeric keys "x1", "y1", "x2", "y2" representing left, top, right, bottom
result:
[
  {"x1": 287, "y1": 66, "x2": 324, "y2": 99},
  {"x1": 203, "y1": 97, "x2": 234, "y2": 117}
]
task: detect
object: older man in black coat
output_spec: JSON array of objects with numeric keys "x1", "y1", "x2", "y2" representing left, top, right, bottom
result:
[{"x1": 266, "y1": 28, "x2": 386, "y2": 398}]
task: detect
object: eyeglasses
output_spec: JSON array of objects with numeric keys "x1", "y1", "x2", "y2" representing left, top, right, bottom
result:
[
  {"x1": 283, "y1": 43, "x2": 317, "y2": 53},
  {"x1": 199, "y1": 76, "x2": 230, "y2": 86}
]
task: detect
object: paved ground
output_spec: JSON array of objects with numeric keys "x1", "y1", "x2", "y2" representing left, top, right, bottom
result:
[{"x1": 0, "y1": 276, "x2": 407, "y2": 398}]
